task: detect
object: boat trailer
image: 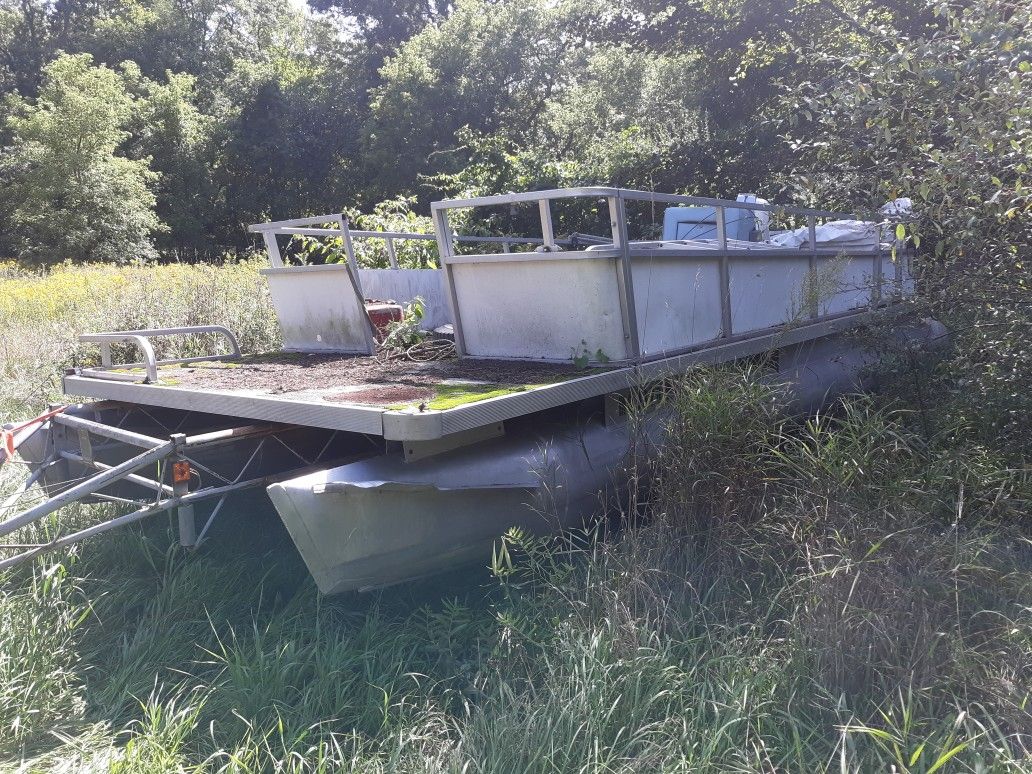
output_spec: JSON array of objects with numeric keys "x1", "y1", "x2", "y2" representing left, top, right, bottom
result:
[{"x1": 2, "y1": 399, "x2": 382, "y2": 571}]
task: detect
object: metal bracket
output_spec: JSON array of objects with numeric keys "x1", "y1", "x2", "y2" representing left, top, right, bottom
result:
[
  {"x1": 77, "y1": 427, "x2": 93, "y2": 464},
  {"x1": 402, "y1": 422, "x2": 504, "y2": 463}
]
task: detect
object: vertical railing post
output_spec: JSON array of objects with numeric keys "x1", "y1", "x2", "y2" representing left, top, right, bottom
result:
[
  {"x1": 336, "y1": 215, "x2": 361, "y2": 288},
  {"x1": 171, "y1": 434, "x2": 196, "y2": 548},
  {"x1": 608, "y1": 195, "x2": 641, "y2": 361},
  {"x1": 894, "y1": 241, "x2": 905, "y2": 300},
  {"x1": 808, "y1": 215, "x2": 819, "y2": 319},
  {"x1": 336, "y1": 215, "x2": 377, "y2": 353},
  {"x1": 432, "y1": 205, "x2": 467, "y2": 356},
  {"x1": 716, "y1": 206, "x2": 732, "y2": 338},
  {"x1": 538, "y1": 199, "x2": 556, "y2": 250},
  {"x1": 262, "y1": 232, "x2": 283, "y2": 268},
  {"x1": 871, "y1": 243, "x2": 884, "y2": 308},
  {"x1": 385, "y1": 237, "x2": 399, "y2": 269}
]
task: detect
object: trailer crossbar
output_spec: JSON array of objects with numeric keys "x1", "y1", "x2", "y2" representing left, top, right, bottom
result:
[
  {"x1": 0, "y1": 410, "x2": 375, "y2": 572},
  {"x1": 0, "y1": 440, "x2": 176, "y2": 538}
]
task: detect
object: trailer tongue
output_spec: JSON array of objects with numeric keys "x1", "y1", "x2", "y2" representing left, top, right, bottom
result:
[{"x1": 1, "y1": 187, "x2": 938, "y2": 592}]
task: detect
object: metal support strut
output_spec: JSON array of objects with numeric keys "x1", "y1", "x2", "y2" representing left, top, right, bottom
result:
[{"x1": 0, "y1": 414, "x2": 359, "y2": 571}]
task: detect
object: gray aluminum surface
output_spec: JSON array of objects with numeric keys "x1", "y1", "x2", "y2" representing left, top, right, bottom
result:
[{"x1": 64, "y1": 310, "x2": 887, "y2": 442}]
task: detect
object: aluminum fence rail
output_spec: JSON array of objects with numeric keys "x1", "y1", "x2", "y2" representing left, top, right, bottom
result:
[
  {"x1": 78, "y1": 325, "x2": 241, "y2": 383},
  {"x1": 247, "y1": 214, "x2": 580, "y2": 270},
  {"x1": 429, "y1": 187, "x2": 908, "y2": 362}
]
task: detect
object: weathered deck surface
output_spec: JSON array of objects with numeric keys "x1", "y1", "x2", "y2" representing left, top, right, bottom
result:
[
  {"x1": 113, "y1": 352, "x2": 594, "y2": 410},
  {"x1": 63, "y1": 311, "x2": 884, "y2": 440}
]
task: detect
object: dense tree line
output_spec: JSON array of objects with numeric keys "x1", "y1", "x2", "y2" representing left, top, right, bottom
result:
[{"x1": 0, "y1": 0, "x2": 1027, "y2": 268}]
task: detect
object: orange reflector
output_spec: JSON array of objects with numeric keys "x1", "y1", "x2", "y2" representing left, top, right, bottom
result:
[{"x1": 172, "y1": 461, "x2": 192, "y2": 484}]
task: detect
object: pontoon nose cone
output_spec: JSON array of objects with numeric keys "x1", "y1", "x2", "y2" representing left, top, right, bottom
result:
[{"x1": 267, "y1": 421, "x2": 635, "y2": 594}]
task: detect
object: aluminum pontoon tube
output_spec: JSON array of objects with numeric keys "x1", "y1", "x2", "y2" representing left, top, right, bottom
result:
[
  {"x1": 267, "y1": 321, "x2": 947, "y2": 594},
  {"x1": 268, "y1": 416, "x2": 641, "y2": 594}
]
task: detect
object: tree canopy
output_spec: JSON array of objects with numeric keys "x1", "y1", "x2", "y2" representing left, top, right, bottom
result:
[
  {"x1": 0, "y1": 0, "x2": 1028, "y2": 267},
  {"x1": 2, "y1": 53, "x2": 164, "y2": 264}
]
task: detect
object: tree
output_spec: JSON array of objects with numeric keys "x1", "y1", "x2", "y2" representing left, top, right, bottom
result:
[
  {"x1": 306, "y1": 0, "x2": 451, "y2": 63},
  {"x1": 438, "y1": 47, "x2": 706, "y2": 198},
  {"x1": 0, "y1": 0, "x2": 110, "y2": 98},
  {"x1": 84, "y1": 0, "x2": 315, "y2": 104},
  {"x1": 783, "y1": 0, "x2": 1032, "y2": 450},
  {"x1": 1, "y1": 53, "x2": 164, "y2": 264},
  {"x1": 364, "y1": 0, "x2": 582, "y2": 198},
  {"x1": 212, "y1": 44, "x2": 371, "y2": 241},
  {"x1": 123, "y1": 64, "x2": 219, "y2": 254}
]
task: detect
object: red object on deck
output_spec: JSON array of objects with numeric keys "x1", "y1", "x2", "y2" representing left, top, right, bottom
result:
[{"x1": 365, "y1": 302, "x2": 403, "y2": 338}]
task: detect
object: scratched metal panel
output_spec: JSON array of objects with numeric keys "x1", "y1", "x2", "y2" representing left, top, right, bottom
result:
[
  {"x1": 630, "y1": 255, "x2": 723, "y2": 358},
  {"x1": 450, "y1": 257, "x2": 630, "y2": 362},
  {"x1": 815, "y1": 254, "x2": 877, "y2": 315},
  {"x1": 729, "y1": 256, "x2": 812, "y2": 332},
  {"x1": 262, "y1": 265, "x2": 370, "y2": 353}
]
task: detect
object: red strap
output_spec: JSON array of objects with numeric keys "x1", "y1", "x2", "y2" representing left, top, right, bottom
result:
[{"x1": 0, "y1": 405, "x2": 66, "y2": 465}]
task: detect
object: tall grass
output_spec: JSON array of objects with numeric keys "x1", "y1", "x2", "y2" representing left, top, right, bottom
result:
[
  {"x1": 0, "y1": 264, "x2": 1030, "y2": 771},
  {"x1": 0, "y1": 258, "x2": 279, "y2": 420}
]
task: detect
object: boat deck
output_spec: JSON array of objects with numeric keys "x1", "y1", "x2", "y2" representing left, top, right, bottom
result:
[{"x1": 62, "y1": 312, "x2": 879, "y2": 441}]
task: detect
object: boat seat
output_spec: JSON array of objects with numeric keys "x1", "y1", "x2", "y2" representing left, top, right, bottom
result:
[{"x1": 662, "y1": 205, "x2": 756, "y2": 241}]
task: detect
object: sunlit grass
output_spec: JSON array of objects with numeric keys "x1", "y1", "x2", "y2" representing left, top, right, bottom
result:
[
  {"x1": 0, "y1": 258, "x2": 279, "y2": 421},
  {"x1": 0, "y1": 265, "x2": 1029, "y2": 771}
]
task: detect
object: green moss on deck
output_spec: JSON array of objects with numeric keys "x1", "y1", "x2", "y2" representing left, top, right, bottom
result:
[
  {"x1": 428, "y1": 383, "x2": 537, "y2": 410},
  {"x1": 387, "y1": 372, "x2": 595, "y2": 411}
]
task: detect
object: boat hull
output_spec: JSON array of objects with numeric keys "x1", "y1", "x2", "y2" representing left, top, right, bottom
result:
[
  {"x1": 269, "y1": 320, "x2": 948, "y2": 594},
  {"x1": 267, "y1": 418, "x2": 637, "y2": 594}
]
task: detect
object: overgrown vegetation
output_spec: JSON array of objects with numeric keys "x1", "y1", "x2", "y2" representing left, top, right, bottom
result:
[
  {"x1": 0, "y1": 259, "x2": 279, "y2": 415},
  {"x1": 2, "y1": 0, "x2": 1031, "y2": 770},
  {"x1": 2, "y1": 331, "x2": 1030, "y2": 769}
]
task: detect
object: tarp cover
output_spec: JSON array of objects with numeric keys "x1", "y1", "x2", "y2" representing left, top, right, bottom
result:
[{"x1": 768, "y1": 219, "x2": 878, "y2": 251}]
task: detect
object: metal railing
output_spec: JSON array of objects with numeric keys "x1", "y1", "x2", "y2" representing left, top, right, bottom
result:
[
  {"x1": 429, "y1": 187, "x2": 903, "y2": 362},
  {"x1": 248, "y1": 214, "x2": 580, "y2": 271},
  {"x1": 78, "y1": 326, "x2": 241, "y2": 383}
]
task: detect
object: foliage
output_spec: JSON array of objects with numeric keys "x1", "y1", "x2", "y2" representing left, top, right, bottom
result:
[
  {"x1": 782, "y1": 0, "x2": 1032, "y2": 453},
  {"x1": 363, "y1": 0, "x2": 572, "y2": 197},
  {"x1": 306, "y1": 0, "x2": 450, "y2": 60},
  {"x1": 435, "y1": 46, "x2": 706, "y2": 198},
  {"x1": 1, "y1": 1, "x2": 1032, "y2": 769},
  {"x1": 1, "y1": 53, "x2": 165, "y2": 265},
  {"x1": 2, "y1": 339, "x2": 1030, "y2": 768},
  {"x1": 122, "y1": 66, "x2": 218, "y2": 254},
  {"x1": 291, "y1": 197, "x2": 439, "y2": 268},
  {"x1": 0, "y1": 257, "x2": 278, "y2": 419},
  {"x1": 381, "y1": 296, "x2": 427, "y2": 350}
]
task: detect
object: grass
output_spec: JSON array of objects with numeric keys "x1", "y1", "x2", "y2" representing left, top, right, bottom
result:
[
  {"x1": 0, "y1": 258, "x2": 280, "y2": 419},
  {"x1": 1, "y1": 262, "x2": 1030, "y2": 771}
]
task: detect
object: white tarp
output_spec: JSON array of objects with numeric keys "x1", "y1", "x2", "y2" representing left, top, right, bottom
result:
[{"x1": 768, "y1": 219, "x2": 879, "y2": 251}]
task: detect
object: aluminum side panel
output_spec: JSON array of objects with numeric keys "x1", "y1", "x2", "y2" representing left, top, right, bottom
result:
[
  {"x1": 630, "y1": 255, "x2": 722, "y2": 356},
  {"x1": 450, "y1": 258, "x2": 630, "y2": 362},
  {"x1": 62, "y1": 377, "x2": 385, "y2": 435},
  {"x1": 262, "y1": 265, "x2": 370, "y2": 353}
]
